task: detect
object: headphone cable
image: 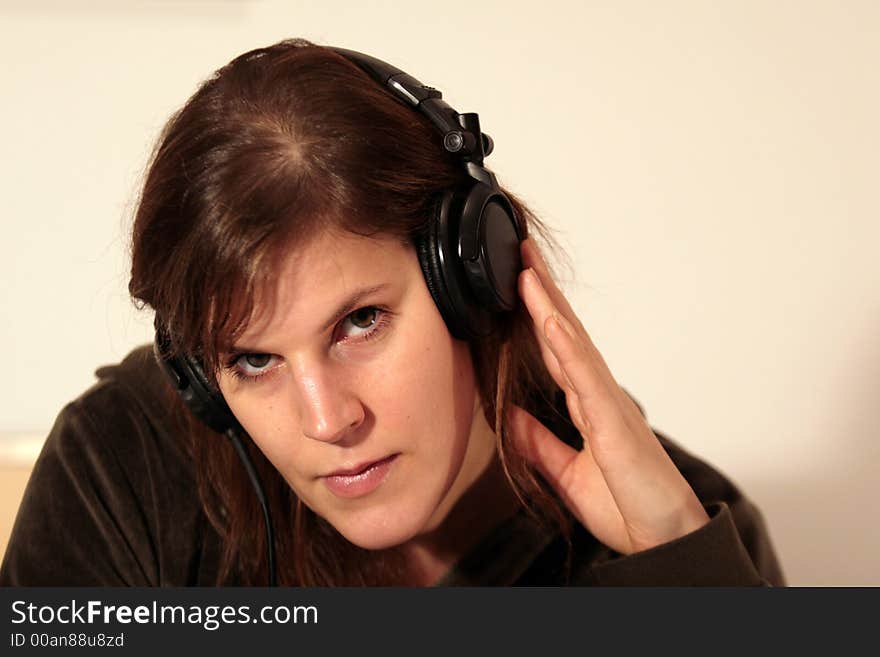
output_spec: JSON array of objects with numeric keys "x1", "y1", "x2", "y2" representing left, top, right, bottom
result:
[{"x1": 224, "y1": 427, "x2": 277, "y2": 587}]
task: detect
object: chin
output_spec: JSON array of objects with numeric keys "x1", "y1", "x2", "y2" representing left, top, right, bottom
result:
[
  {"x1": 342, "y1": 532, "x2": 410, "y2": 552},
  {"x1": 328, "y1": 505, "x2": 434, "y2": 551}
]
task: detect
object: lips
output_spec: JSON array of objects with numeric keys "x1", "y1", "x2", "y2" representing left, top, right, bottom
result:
[
  {"x1": 326, "y1": 455, "x2": 395, "y2": 478},
  {"x1": 322, "y1": 454, "x2": 399, "y2": 499}
]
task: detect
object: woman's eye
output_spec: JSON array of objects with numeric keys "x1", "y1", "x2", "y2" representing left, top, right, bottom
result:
[
  {"x1": 233, "y1": 353, "x2": 278, "y2": 378},
  {"x1": 348, "y1": 307, "x2": 377, "y2": 330},
  {"x1": 244, "y1": 353, "x2": 271, "y2": 368},
  {"x1": 338, "y1": 306, "x2": 388, "y2": 342}
]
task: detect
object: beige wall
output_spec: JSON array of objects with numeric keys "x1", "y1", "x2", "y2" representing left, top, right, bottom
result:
[
  {"x1": 1, "y1": 469, "x2": 31, "y2": 561},
  {"x1": 2, "y1": 0, "x2": 878, "y2": 585}
]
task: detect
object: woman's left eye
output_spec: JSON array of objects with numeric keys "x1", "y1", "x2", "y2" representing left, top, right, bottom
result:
[{"x1": 337, "y1": 306, "x2": 391, "y2": 343}]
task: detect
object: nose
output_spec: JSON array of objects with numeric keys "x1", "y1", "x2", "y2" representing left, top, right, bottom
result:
[{"x1": 290, "y1": 360, "x2": 365, "y2": 444}]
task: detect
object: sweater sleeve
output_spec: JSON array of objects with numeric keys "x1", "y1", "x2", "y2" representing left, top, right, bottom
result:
[
  {"x1": 581, "y1": 428, "x2": 786, "y2": 586},
  {"x1": 589, "y1": 502, "x2": 768, "y2": 585}
]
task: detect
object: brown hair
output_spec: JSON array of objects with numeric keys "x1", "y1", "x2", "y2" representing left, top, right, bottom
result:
[{"x1": 130, "y1": 38, "x2": 574, "y2": 585}]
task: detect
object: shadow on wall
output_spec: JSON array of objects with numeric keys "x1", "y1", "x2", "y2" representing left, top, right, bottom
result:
[
  {"x1": 744, "y1": 316, "x2": 880, "y2": 587},
  {"x1": 748, "y1": 468, "x2": 879, "y2": 586}
]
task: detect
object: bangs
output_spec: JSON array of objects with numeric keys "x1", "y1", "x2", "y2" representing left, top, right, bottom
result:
[
  {"x1": 189, "y1": 211, "x2": 333, "y2": 382},
  {"x1": 192, "y1": 212, "x2": 415, "y2": 382}
]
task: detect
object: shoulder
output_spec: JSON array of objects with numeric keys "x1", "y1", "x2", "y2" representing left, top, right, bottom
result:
[
  {"x1": 91, "y1": 344, "x2": 181, "y2": 433},
  {"x1": 652, "y1": 428, "x2": 745, "y2": 508},
  {"x1": 650, "y1": 428, "x2": 786, "y2": 585},
  {"x1": 0, "y1": 345, "x2": 220, "y2": 586},
  {"x1": 43, "y1": 345, "x2": 194, "y2": 492}
]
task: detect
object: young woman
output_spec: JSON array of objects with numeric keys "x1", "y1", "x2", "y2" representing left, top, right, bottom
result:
[{"x1": 1, "y1": 39, "x2": 785, "y2": 586}]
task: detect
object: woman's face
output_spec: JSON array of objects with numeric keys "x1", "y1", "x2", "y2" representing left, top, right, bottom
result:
[{"x1": 216, "y1": 230, "x2": 497, "y2": 550}]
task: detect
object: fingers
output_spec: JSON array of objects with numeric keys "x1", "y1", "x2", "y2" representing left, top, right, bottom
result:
[
  {"x1": 517, "y1": 242, "x2": 632, "y2": 451},
  {"x1": 542, "y1": 308, "x2": 628, "y2": 441},
  {"x1": 517, "y1": 269, "x2": 568, "y2": 392},
  {"x1": 519, "y1": 238, "x2": 631, "y2": 412},
  {"x1": 521, "y1": 238, "x2": 581, "y2": 329},
  {"x1": 518, "y1": 267, "x2": 606, "y2": 411},
  {"x1": 507, "y1": 404, "x2": 630, "y2": 551}
]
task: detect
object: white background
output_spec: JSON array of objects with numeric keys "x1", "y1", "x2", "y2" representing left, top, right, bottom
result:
[{"x1": 1, "y1": 0, "x2": 878, "y2": 585}]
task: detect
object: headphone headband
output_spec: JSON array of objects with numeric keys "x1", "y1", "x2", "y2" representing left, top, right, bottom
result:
[{"x1": 329, "y1": 47, "x2": 495, "y2": 168}]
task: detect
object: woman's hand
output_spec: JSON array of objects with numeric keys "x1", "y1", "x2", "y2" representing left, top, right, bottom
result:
[{"x1": 509, "y1": 238, "x2": 710, "y2": 555}]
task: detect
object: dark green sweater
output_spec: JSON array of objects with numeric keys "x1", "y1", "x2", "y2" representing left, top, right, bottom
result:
[{"x1": 0, "y1": 346, "x2": 785, "y2": 586}]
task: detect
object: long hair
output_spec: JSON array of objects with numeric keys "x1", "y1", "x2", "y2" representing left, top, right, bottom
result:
[{"x1": 130, "y1": 39, "x2": 575, "y2": 585}]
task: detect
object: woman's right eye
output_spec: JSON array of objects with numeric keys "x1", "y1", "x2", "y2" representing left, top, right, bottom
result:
[
  {"x1": 228, "y1": 353, "x2": 280, "y2": 382},
  {"x1": 244, "y1": 354, "x2": 271, "y2": 368}
]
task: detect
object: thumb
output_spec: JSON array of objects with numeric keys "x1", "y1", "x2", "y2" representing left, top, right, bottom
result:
[
  {"x1": 506, "y1": 403, "x2": 579, "y2": 492},
  {"x1": 507, "y1": 403, "x2": 630, "y2": 554}
]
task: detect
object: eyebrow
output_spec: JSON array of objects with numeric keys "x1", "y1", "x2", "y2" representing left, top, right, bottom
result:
[
  {"x1": 229, "y1": 282, "x2": 393, "y2": 354},
  {"x1": 320, "y1": 283, "x2": 392, "y2": 333}
]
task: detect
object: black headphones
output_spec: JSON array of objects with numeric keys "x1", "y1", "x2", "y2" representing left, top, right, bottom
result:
[{"x1": 153, "y1": 45, "x2": 524, "y2": 586}]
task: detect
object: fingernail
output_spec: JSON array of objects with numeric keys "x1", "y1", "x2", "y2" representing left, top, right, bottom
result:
[
  {"x1": 526, "y1": 267, "x2": 543, "y2": 288},
  {"x1": 530, "y1": 241, "x2": 546, "y2": 265}
]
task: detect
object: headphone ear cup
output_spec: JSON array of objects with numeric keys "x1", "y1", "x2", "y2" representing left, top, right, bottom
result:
[
  {"x1": 457, "y1": 184, "x2": 522, "y2": 313},
  {"x1": 417, "y1": 183, "x2": 520, "y2": 340},
  {"x1": 416, "y1": 190, "x2": 472, "y2": 340},
  {"x1": 153, "y1": 332, "x2": 241, "y2": 435}
]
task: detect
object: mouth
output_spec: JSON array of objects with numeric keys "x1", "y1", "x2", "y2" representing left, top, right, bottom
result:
[
  {"x1": 322, "y1": 453, "x2": 399, "y2": 499},
  {"x1": 326, "y1": 454, "x2": 396, "y2": 477}
]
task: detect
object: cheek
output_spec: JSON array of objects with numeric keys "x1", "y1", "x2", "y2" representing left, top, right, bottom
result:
[
  {"x1": 215, "y1": 374, "x2": 312, "y2": 483},
  {"x1": 377, "y1": 300, "x2": 476, "y2": 431},
  {"x1": 384, "y1": 310, "x2": 479, "y2": 479},
  {"x1": 227, "y1": 395, "x2": 306, "y2": 475}
]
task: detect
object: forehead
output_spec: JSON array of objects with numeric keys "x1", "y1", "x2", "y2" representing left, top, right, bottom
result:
[
  {"x1": 239, "y1": 230, "x2": 415, "y2": 342},
  {"x1": 274, "y1": 230, "x2": 414, "y2": 300},
  {"x1": 284, "y1": 229, "x2": 410, "y2": 283}
]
